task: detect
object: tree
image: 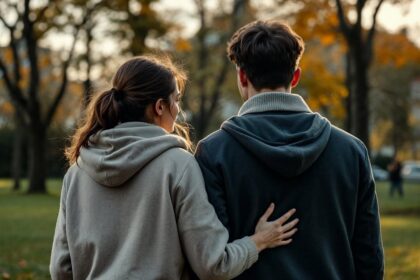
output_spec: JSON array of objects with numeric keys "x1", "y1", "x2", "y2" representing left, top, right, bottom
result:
[
  {"x1": 182, "y1": 0, "x2": 252, "y2": 140},
  {"x1": 275, "y1": 0, "x2": 410, "y2": 150},
  {"x1": 72, "y1": 0, "x2": 173, "y2": 106},
  {"x1": 0, "y1": 91, "x2": 25, "y2": 190},
  {"x1": 370, "y1": 30, "x2": 420, "y2": 156},
  {"x1": 0, "y1": 0, "x2": 91, "y2": 193},
  {"x1": 334, "y1": 0, "x2": 390, "y2": 151},
  {"x1": 279, "y1": 0, "x2": 348, "y2": 123},
  {"x1": 103, "y1": 0, "x2": 170, "y2": 55},
  {"x1": 72, "y1": 0, "x2": 108, "y2": 106},
  {"x1": 298, "y1": 41, "x2": 347, "y2": 123}
]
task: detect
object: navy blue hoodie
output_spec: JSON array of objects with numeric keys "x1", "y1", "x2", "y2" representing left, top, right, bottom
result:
[{"x1": 195, "y1": 92, "x2": 384, "y2": 280}]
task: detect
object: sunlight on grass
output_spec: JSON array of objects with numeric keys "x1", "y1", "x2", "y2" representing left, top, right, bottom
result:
[
  {"x1": 381, "y1": 216, "x2": 420, "y2": 279},
  {"x1": 0, "y1": 179, "x2": 62, "y2": 196},
  {"x1": 376, "y1": 182, "x2": 420, "y2": 215},
  {"x1": 382, "y1": 216, "x2": 415, "y2": 228}
]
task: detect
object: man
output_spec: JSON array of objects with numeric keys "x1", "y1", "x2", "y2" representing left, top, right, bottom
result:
[
  {"x1": 388, "y1": 158, "x2": 403, "y2": 197},
  {"x1": 195, "y1": 20, "x2": 384, "y2": 279}
]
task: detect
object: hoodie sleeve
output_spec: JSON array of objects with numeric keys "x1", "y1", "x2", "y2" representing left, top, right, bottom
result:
[
  {"x1": 195, "y1": 141, "x2": 230, "y2": 229},
  {"x1": 50, "y1": 174, "x2": 73, "y2": 280},
  {"x1": 351, "y1": 144, "x2": 384, "y2": 279},
  {"x1": 173, "y1": 157, "x2": 258, "y2": 280}
]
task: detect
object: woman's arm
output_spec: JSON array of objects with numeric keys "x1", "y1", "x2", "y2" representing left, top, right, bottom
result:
[
  {"x1": 173, "y1": 158, "x2": 298, "y2": 280},
  {"x1": 50, "y1": 175, "x2": 73, "y2": 280}
]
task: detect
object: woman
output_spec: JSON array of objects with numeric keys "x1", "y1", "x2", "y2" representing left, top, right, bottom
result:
[{"x1": 50, "y1": 55, "x2": 298, "y2": 280}]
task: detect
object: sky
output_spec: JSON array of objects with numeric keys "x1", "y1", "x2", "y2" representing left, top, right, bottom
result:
[{"x1": 155, "y1": 0, "x2": 420, "y2": 46}]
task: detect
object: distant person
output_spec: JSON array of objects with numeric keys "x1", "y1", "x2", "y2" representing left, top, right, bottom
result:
[
  {"x1": 195, "y1": 20, "x2": 384, "y2": 279},
  {"x1": 49, "y1": 55, "x2": 299, "y2": 280},
  {"x1": 388, "y1": 159, "x2": 403, "y2": 197}
]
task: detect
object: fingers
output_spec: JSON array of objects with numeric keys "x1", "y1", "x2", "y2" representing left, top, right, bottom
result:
[
  {"x1": 268, "y1": 238, "x2": 293, "y2": 248},
  {"x1": 268, "y1": 219, "x2": 299, "y2": 249},
  {"x1": 275, "y1": 208, "x2": 296, "y2": 225},
  {"x1": 277, "y1": 239, "x2": 293, "y2": 246},
  {"x1": 281, "y1": 218, "x2": 299, "y2": 232},
  {"x1": 280, "y1": 228, "x2": 298, "y2": 240},
  {"x1": 259, "y1": 203, "x2": 275, "y2": 222}
]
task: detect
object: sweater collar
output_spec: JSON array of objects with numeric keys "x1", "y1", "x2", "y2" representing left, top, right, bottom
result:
[{"x1": 238, "y1": 92, "x2": 312, "y2": 116}]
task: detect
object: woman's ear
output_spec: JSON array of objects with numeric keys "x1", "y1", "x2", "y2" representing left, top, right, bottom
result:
[{"x1": 154, "y1": 98, "x2": 165, "y2": 116}]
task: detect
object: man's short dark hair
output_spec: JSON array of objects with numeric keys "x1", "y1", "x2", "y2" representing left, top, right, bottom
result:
[{"x1": 227, "y1": 20, "x2": 304, "y2": 90}]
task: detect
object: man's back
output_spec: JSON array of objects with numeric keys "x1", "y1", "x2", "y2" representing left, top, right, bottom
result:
[{"x1": 195, "y1": 94, "x2": 384, "y2": 279}]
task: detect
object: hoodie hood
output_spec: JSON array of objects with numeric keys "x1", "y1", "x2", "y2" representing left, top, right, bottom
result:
[
  {"x1": 221, "y1": 92, "x2": 331, "y2": 177},
  {"x1": 78, "y1": 122, "x2": 187, "y2": 187}
]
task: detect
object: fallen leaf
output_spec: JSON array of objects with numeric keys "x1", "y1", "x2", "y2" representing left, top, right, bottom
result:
[{"x1": 18, "y1": 259, "x2": 27, "y2": 269}]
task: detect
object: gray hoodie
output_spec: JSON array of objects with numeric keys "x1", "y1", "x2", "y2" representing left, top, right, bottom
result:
[{"x1": 50, "y1": 122, "x2": 258, "y2": 280}]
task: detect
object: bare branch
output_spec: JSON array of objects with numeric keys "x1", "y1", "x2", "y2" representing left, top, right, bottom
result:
[
  {"x1": 335, "y1": 0, "x2": 350, "y2": 38},
  {"x1": 0, "y1": 57, "x2": 28, "y2": 112},
  {"x1": 365, "y1": 0, "x2": 386, "y2": 64},
  {"x1": 9, "y1": 36, "x2": 22, "y2": 85},
  {"x1": 367, "y1": 0, "x2": 386, "y2": 44},
  {"x1": 0, "y1": 13, "x2": 22, "y2": 83},
  {"x1": 33, "y1": 0, "x2": 52, "y2": 23},
  {"x1": 0, "y1": 14, "x2": 12, "y2": 30},
  {"x1": 355, "y1": 0, "x2": 367, "y2": 28},
  {"x1": 0, "y1": 58, "x2": 15, "y2": 93},
  {"x1": 206, "y1": 0, "x2": 246, "y2": 120},
  {"x1": 192, "y1": 0, "x2": 209, "y2": 131},
  {"x1": 22, "y1": 0, "x2": 40, "y2": 105},
  {"x1": 231, "y1": 0, "x2": 246, "y2": 30},
  {"x1": 45, "y1": 9, "x2": 91, "y2": 126},
  {"x1": 207, "y1": 59, "x2": 230, "y2": 119},
  {"x1": 0, "y1": 3, "x2": 21, "y2": 33}
]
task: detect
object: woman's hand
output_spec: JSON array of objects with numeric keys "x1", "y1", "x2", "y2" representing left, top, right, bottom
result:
[{"x1": 250, "y1": 203, "x2": 298, "y2": 252}]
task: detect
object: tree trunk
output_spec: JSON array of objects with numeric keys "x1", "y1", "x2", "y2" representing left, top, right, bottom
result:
[
  {"x1": 411, "y1": 139, "x2": 418, "y2": 160},
  {"x1": 83, "y1": 79, "x2": 92, "y2": 106},
  {"x1": 348, "y1": 46, "x2": 370, "y2": 151},
  {"x1": 83, "y1": 20, "x2": 93, "y2": 107},
  {"x1": 353, "y1": 63, "x2": 370, "y2": 151},
  {"x1": 344, "y1": 50, "x2": 352, "y2": 132},
  {"x1": 12, "y1": 118, "x2": 24, "y2": 191},
  {"x1": 27, "y1": 122, "x2": 47, "y2": 193}
]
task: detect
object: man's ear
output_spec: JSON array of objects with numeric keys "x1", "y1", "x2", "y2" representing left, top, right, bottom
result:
[
  {"x1": 291, "y1": 68, "x2": 301, "y2": 88},
  {"x1": 154, "y1": 98, "x2": 165, "y2": 116},
  {"x1": 238, "y1": 68, "x2": 248, "y2": 87}
]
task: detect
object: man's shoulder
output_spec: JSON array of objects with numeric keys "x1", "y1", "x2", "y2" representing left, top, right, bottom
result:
[
  {"x1": 198, "y1": 128, "x2": 231, "y2": 147},
  {"x1": 195, "y1": 128, "x2": 235, "y2": 163},
  {"x1": 329, "y1": 124, "x2": 368, "y2": 156}
]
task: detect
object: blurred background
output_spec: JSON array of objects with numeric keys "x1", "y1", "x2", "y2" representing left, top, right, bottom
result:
[{"x1": 0, "y1": 0, "x2": 419, "y2": 279}]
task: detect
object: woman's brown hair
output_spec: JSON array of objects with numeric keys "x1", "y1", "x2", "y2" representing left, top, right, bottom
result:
[{"x1": 65, "y1": 55, "x2": 192, "y2": 165}]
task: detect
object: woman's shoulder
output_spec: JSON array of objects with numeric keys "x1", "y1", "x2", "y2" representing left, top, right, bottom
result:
[
  {"x1": 160, "y1": 146, "x2": 196, "y2": 164},
  {"x1": 160, "y1": 148, "x2": 197, "y2": 171}
]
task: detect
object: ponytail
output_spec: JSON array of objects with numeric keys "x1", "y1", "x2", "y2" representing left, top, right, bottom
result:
[
  {"x1": 65, "y1": 88, "x2": 124, "y2": 165},
  {"x1": 94, "y1": 88, "x2": 125, "y2": 129}
]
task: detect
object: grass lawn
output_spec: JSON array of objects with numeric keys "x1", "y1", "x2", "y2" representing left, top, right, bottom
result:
[
  {"x1": 0, "y1": 180, "x2": 61, "y2": 280},
  {"x1": 0, "y1": 179, "x2": 419, "y2": 279},
  {"x1": 376, "y1": 181, "x2": 420, "y2": 279}
]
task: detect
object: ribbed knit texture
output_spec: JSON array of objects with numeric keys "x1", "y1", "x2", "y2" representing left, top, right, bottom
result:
[{"x1": 238, "y1": 92, "x2": 311, "y2": 116}]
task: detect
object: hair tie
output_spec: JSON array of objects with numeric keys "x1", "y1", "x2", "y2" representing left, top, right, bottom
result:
[{"x1": 111, "y1": 87, "x2": 124, "y2": 101}]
